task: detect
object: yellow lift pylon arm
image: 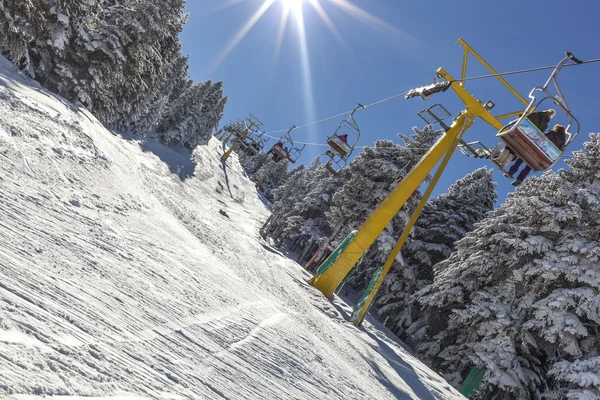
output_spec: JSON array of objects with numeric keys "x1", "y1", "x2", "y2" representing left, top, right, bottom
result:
[
  {"x1": 437, "y1": 67, "x2": 503, "y2": 131},
  {"x1": 222, "y1": 130, "x2": 235, "y2": 145},
  {"x1": 457, "y1": 38, "x2": 530, "y2": 107},
  {"x1": 310, "y1": 111, "x2": 475, "y2": 298},
  {"x1": 308, "y1": 38, "x2": 537, "y2": 331},
  {"x1": 350, "y1": 114, "x2": 471, "y2": 325},
  {"x1": 221, "y1": 127, "x2": 247, "y2": 161}
]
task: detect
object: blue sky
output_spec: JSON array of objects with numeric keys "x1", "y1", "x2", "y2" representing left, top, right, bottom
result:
[{"x1": 181, "y1": 0, "x2": 599, "y2": 203}]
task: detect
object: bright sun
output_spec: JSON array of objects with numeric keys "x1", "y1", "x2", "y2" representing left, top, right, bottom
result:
[{"x1": 205, "y1": 0, "x2": 409, "y2": 145}]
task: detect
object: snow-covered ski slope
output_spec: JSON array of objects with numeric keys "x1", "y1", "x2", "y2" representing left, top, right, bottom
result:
[{"x1": 0, "y1": 58, "x2": 463, "y2": 400}]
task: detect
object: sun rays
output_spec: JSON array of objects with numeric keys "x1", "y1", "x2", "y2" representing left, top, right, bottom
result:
[
  {"x1": 204, "y1": 0, "x2": 407, "y2": 153},
  {"x1": 208, "y1": 0, "x2": 407, "y2": 72},
  {"x1": 208, "y1": 0, "x2": 277, "y2": 74}
]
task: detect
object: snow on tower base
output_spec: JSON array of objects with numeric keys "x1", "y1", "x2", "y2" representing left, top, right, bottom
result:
[{"x1": 0, "y1": 57, "x2": 462, "y2": 399}]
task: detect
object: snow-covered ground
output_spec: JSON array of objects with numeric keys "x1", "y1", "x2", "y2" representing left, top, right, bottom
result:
[{"x1": 0, "y1": 58, "x2": 463, "y2": 399}]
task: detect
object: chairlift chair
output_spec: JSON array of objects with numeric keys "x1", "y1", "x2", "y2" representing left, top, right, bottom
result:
[
  {"x1": 457, "y1": 52, "x2": 582, "y2": 174},
  {"x1": 257, "y1": 132, "x2": 270, "y2": 149},
  {"x1": 288, "y1": 144, "x2": 307, "y2": 164},
  {"x1": 246, "y1": 131, "x2": 269, "y2": 155},
  {"x1": 235, "y1": 114, "x2": 264, "y2": 154},
  {"x1": 269, "y1": 125, "x2": 298, "y2": 162},
  {"x1": 417, "y1": 103, "x2": 492, "y2": 159},
  {"x1": 324, "y1": 104, "x2": 365, "y2": 175},
  {"x1": 494, "y1": 52, "x2": 581, "y2": 172},
  {"x1": 237, "y1": 137, "x2": 260, "y2": 155},
  {"x1": 230, "y1": 119, "x2": 246, "y2": 136},
  {"x1": 222, "y1": 121, "x2": 237, "y2": 134},
  {"x1": 240, "y1": 130, "x2": 268, "y2": 155},
  {"x1": 325, "y1": 152, "x2": 347, "y2": 176}
]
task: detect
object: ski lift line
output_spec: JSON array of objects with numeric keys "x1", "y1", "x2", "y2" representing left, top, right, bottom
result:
[
  {"x1": 455, "y1": 57, "x2": 600, "y2": 83},
  {"x1": 263, "y1": 57, "x2": 600, "y2": 136},
  {"x1": 264, "y1": 111, "x2": 361, "y2": 135},
  {"x1": 261, "y1": 131, "x2": 440, "y2": 150},
  {"x1": 264, "y1": 132, "x2": 589, "y2": 155},
  {"x1": 264, "y1": 94, "x2": 411, "y2": 135}
]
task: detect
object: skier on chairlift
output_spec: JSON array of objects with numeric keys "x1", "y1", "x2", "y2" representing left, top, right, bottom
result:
[
  {"x1": 506, "y1": 123, "x2": 567, "y2": 186},
  {"x1": 269, "y1": 141, "x2": 284, "y2": 162},
  {"x1": 338, "y1": 134, "x2": 349, "y2": 143},
  {"x1": 527, "y1": 109, "x2": 555, "y2": 132},
  {"x1": 493, "y1": 109, "x2": 556, "y2": 168}
]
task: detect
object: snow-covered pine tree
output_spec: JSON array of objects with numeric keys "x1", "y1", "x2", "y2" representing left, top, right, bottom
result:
[
  {"x1": 254, "y1": 159, "x2": 290, "y2": 202},
  {"x1": 262, "y1": 164, "x2": 310, "y2": 244},
  {"x1": 0, "y1": 0, "x2": 106, "y2": 105},
  {"x1": 291, "y1": 159, "x2": 346, "y2": 262},
  {"x1": 91, "y1": 0, "x2": 189, "y2": 129},
  {"x1": 200, "y1": 81, "x2": 228, "y2": 139},
  {"x1": 239, "y1": 151, "x2": 271, "y2": 180},
  {"x1": 548, "y1": 357, "x2": 600, "y2": 399},
  {"x1": 328, "y1": 125, "x2": 442, "y2": 293},
  {"x1": 0, "y1": 1, "x2": 53, "y2": 77},
  {"x1": 156, "y1": 80, "x2": 227, "y2": 150},
  {"x1": 127, "y1": 54, "x2": 191, "y2": 134},
  {"x1": 412, "y1": 134, "x2": 600, "y2": 399},
  {"x1": 376, "y1": 167, "x2": 497, "y2": 340},
  {"x1": 0, "y1": 0, "x2": 190, "y2": 130},
  {"x1": 263, "y1": 158, "x2": 345, "y2": 257}
]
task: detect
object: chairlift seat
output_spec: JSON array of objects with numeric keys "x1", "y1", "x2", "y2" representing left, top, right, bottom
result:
[
  {"x1": 325, "y1": 162, "x2": 339, "y2": 176},
  {"x1": 324, "y1": 158, "x2": 342, "y2": 176},
  {"x1": 246, "y1": 144, "x2": 259, "y2": 155},
  {"x1": 497, "y1": 118, "x2": 561, "y2": 171},
  {"x1": 271, "y1": 145, "x2": 289, "y2": 159},
  {"x1": 236, "y1": 138, "x2": 257, "y2": 154},
  {"x1": 245, "y1": 138, "x2": 260, "y2": 153},
  {"x1": 327, "y1": 135, "x2": 353, "y2": 157}
]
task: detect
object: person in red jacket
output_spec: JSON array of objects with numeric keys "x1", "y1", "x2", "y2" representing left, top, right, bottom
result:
[{"x1": 269, "y1": 142, "x2": 284, "y2": 162}]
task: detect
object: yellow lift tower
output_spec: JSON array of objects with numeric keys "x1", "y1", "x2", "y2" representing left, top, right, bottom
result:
[
  {"x1": 310, "y1": 38, "x2": 579, "y2": 326},
  {"x1": 221, "y1": 119, "x2": 243, "y2": 144}
]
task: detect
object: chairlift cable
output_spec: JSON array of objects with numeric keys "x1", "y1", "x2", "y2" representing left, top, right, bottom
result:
[
  {"x1": 457, "y1": 57, "x2": 600, "y2": 83},
  {"x1": 265, "y1": 111, "x2": 358, "y2": 135},
  {"x1": 260, "y1": 132, "x2": 595, "y2": 155},
  {"x1": 263, "y1": 57, "x2": 600, "y2": 136},
  {"x1": 257, "y1": 131, "x2": 446, "y2": 150}
]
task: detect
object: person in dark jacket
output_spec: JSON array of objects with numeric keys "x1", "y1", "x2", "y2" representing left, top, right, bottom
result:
[
  {"x1": 527, "y1": 109, "x2": 555, "y2": 133},
  {"x1": 545, "y1": 124, "x2": 568, "y2": 148},
  {"x1": 508, "y1": 124, "x2": 567, "y2": 186},
  {"x1": 338, "y1": 134, "x2": 349, "y2": 143},
  {"x1": 493, "y1": 109, "x2": 556, "y2": 168}
]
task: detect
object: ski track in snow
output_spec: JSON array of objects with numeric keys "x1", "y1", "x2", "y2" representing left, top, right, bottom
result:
[{"x1": 0, "y1": 59, "x2": 463, "y2": 399}]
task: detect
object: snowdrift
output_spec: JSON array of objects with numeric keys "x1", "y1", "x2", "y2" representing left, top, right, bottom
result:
[{"x1": 0, "y1": 57, "x2": 463, "y2": 399}]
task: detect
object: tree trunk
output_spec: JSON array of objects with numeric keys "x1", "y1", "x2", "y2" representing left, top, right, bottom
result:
[
  {"x1": 291, "y1": 236, "x2": 302, "y2": 253},
  {"x1": 275, "y1": 232, "x2": 289, "y2": 247},
  {"x1": 324, "y1": 223, "x2": 343, "y2": 251},
  {"x1": 260, "y1": 215, "x2": 273, "y2": 235},
  {"x1": 299, "y1": 240, "x2": 316, "y2": 265}
]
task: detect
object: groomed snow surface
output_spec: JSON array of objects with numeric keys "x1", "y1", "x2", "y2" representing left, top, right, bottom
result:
[{"x1": 0, "y1": 58, "x2": 463, "y2": 399}]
